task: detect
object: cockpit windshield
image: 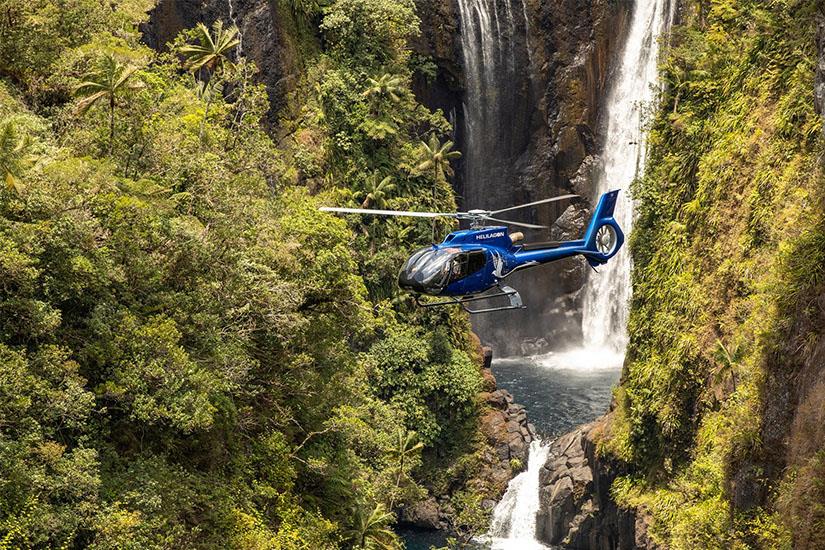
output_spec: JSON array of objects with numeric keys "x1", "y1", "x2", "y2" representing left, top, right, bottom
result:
[
  {"x1": 398, "y1": 247, "x2": 487, "y2": 294},
  {"x1": 399, "y1": 247, "x2": 459, "y2": 292}
]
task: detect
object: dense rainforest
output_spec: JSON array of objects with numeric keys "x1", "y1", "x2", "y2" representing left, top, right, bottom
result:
[{"x1": 0, "y1": 0, "x2": 509, "y2": 547}]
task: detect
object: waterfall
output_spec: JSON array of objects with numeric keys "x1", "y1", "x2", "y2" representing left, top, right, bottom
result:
[
  {"x1": 455, "y1": 0, "x2": 533, "y2": 211},
  {"x1": 482, "y1": 0, "x2": 675, "y2": 545},
  {"x1": 456, "y1": 0, "x2": 542, "y2": 353},
  {"x1": 486, "y1": 440, "x2": 551, "y2": 549},
  {"x1": 581, "y1": 0, "x2": 676, "y2": 353},
  {"x1": 227, "y1": 0, "x2": 244, "y2": 56}
]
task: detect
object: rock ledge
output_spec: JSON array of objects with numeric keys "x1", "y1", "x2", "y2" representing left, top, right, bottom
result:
[{"x1": 537, "y1": 419, "x2": 659, "y2": 549}]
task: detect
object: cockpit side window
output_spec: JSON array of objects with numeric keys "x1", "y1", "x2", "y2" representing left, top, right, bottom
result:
[
  {"x1": 448, "y1": 250, "x2": 487, "y2": 283},
  {"x1": 467, "y1": 251, "x2": 486, "y2": 276}
]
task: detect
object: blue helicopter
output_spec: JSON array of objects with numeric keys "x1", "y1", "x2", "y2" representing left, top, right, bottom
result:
[{"x1": 320, "y1": 190, "x2": 624, "y2": 313}]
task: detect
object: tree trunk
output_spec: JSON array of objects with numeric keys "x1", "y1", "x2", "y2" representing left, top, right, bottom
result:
[
  {"x1": 108, "y1": 95, "x2": 115, "y2": 155},
  {"x1": 199, "y1": 72, "x2": 216, "y2": 146}
]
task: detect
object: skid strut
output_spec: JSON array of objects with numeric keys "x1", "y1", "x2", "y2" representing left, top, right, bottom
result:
[{"x1": 414, "y1": 286, "x2": 527, "y2": 314}]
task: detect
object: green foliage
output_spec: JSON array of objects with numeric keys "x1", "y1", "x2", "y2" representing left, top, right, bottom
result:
[
  {"x1": 604, "y1": 0, "x2": 824, "y2": 547},
  {"x1": 363, "y1": 73, "x2": 405, "y2": 105},
  {"x1": 776, "y1": 450, "x2": 825, "y2": 549},
  {"x1": 320, "y1": 0, "x2": 419, "y2": 69},
  {"x1": 366, "y1": 325, "x2": 480, "y2": 446},
  {"x1": 0, "y1": 121, "x2": 33, "y2": 192},
  {"x1": 445, "y1": 490, "x2": 489, "y2": 549},
  {"x1": 0, "y1": 0, "x2": 153, "y2": 102},
  {"x1": 0, "y1": 0, "x2": 488, "y2": 545}
]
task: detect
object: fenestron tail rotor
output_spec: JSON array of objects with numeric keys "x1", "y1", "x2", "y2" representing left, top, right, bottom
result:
[
  {"x1": 595, "y1": 224, "x2": 617, "y2": 255},
  {"x1": 319, "y1": 194, "x2": 578, "y2": 229}
]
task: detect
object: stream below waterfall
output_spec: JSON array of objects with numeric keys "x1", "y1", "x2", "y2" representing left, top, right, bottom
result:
[
  {"x1": 399, "y1": 349, "x2": 621, "y2": 550},
  {"x1": 483, "y1": 349, "x2": 622, "y2": 550}
]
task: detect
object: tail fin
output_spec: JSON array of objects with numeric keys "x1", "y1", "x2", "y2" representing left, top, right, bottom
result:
[{"x1": 581, "y1": 190, "x2": 625, "y2": 267}]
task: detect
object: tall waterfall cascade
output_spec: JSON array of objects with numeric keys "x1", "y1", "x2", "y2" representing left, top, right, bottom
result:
[
  {"x1": 455, "y1": 0, "x2": 548, "y2": 354},
  {"x1": 455, "y1": 0, "x2": 534, "y2": 211},
  {"x1": 482, "y1": 0, "x2": 675, "y2": 545},
  {"x1": 581, "y1": 0, "x2": 676, "y2": 354}
]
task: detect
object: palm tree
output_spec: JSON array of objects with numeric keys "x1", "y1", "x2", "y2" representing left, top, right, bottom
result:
[
  {"x1": 179, "y1": 20, "x2": 240, "y2": 76},
  {"x1": 0, "y1": 121, "x2": 32, "y2": 193},
  {"x1": 343, "y1": 503, "x2": 398, "y2": 550},
  {"x1": 179, "y1": 21, "x2": 240, "y2": 142},
  {"x1": 362, "y1": 73, "x2": 404, "y2": 104},
  {"x1": 387, "y1": 429, "x2": 423, "y2": 509},
  {"x1": 416, "y1": 134, "x2": 461, "y2": 239},
  {"x1": 75, "y1": 54, "x2": 143, "y2": 154},
  {"x1": 361, "y1": 174, "x2": 396, "y2": 208},
  {"x1": 416, "y1": 133, "x2": 461, "y2": 184},
  {"x1": 664, "y1": 61, "x2": 688, "y2": 114},
  {"x1": 713, "y1": 338, "x2": 740, "y2": 393}
]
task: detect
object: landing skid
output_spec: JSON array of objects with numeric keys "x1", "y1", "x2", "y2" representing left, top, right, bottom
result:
[{"x1": 415, "y1": 286, "x2": 527, "y2": 314}]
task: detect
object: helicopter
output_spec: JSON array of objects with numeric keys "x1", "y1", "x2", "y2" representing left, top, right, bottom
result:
[{"x1": 320, "y1": 190, "x2": 624, "y2": 313}]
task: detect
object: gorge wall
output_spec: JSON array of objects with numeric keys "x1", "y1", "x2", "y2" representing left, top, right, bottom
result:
[{"x1": 535, "y1": 1, "x2": 825, "y2": 548}]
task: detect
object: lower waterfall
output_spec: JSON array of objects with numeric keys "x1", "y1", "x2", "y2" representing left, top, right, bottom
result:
[{"x1": 486, "y1": 440, "x2": 551, "y2": 548}]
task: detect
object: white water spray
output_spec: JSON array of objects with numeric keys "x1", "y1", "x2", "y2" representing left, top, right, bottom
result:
[
  {"x1": 485, "y1": 440, "x2": 551, "y2": 549},
  {"x1": 581, "y1": 0, "x2": 676, "y2": 353}
]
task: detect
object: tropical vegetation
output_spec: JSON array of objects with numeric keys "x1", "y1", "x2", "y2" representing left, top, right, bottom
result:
[
  {"x1": 603, "y1": 0, "x2": 825, "y2": 548},
  {"x1": 0, "y1": 0, "x2": 493, "y2": 547}
]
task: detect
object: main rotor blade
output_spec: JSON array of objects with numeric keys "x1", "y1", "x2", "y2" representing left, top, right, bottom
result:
[
  {"x1": 483, "y1": 216, "x2": 548, "y2": 230},
  {"x1": 320, "y1": 207, "x2": 456, "y2": 219},
  {"x1": 489, "y1": 194, "x2": 579, "y2": 215}
]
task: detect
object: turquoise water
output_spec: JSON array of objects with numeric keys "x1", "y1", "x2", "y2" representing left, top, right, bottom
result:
[
  {"x1": 492, "y1": 349, "x2": 622, "y2": 437},
  {"x1": 396, "y1": 527, "x2": 450, "y2": 549}
]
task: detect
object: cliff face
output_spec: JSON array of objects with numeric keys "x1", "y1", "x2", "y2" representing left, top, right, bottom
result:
[
  {"x1": 412, "y1": 0, "x2": 630, "y2": 355},
  {"x1": 143, "y1": 0, "x2": 303, "y2": 122},
  {"x1": 536, "y1": 420, "x2": 657, "y2": 549},
  {"x1": 537, "y1": 1, "x2": 825, "y2": 548}
]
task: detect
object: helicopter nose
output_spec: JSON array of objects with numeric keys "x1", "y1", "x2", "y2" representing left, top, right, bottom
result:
[{"x1": 398, "y1": 272, "x2": 425, "y2": 293}]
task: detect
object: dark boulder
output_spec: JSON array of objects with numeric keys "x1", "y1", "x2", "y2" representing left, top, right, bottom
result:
[{"x1": 400, "y1": 497, "x2": 445, "y2": 530}]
